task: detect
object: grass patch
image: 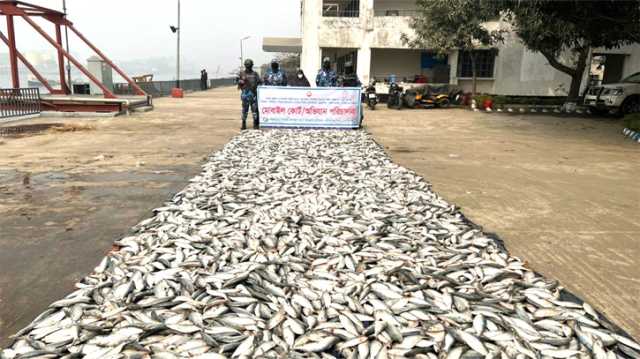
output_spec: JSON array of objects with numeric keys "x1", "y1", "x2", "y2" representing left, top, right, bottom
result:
[{"x1": 624, "y1": 113, "x2": 640, "y2": 131}]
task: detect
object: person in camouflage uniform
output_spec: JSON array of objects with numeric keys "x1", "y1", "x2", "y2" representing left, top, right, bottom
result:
[
  {"x1": 263, "y1": 60, "x2": 288, "y2": 86},
  {"x1": 316, "y1": 57, "x2": 337, "y2": 87},
  {"x1": 237, "y1": 59, "x2": 262, "y2": 130}
]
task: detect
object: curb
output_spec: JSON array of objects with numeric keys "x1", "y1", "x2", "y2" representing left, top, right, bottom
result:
[
  {"x1": 472, "y1": 105, "x2": 594, "y2": 116},
  {"x1": 622, "y1": 128, "x2": 640, "y2": 143}
]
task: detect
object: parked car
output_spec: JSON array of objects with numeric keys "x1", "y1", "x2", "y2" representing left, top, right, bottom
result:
[{"x1": 584, "y1": 72, "x2": 640, "y2": 115}]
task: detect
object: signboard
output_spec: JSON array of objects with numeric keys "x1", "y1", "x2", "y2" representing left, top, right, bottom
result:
[{"x1": 257, "y1": 86, "x2": 361, "y2": 128}]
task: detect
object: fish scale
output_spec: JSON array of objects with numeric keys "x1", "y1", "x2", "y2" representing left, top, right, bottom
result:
[{"x1": 2, "y1": 129, "x2": 639, "y2": 359}]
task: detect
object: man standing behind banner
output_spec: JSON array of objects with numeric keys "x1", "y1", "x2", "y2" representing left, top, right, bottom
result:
[
  {"x1": 238, "y1": 59, "x2": 261, "y2": 130},
  {"x1": 338, "y1": 61, "x2": 361, "y2": 88},
  {"x1": 263, "y1": 60, "x2": 288, "y2": 86},
  {"x1": 316, "y1": 57, "x2": 337, "y2": 87},
  {"x1": 339, "y1": 61, "x2": 364, "y2": 128}
]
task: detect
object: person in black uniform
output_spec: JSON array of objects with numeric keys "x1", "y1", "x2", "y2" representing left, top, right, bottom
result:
[
  {"x1": 338, "y1": 61, "x2": 361, "y2": 88},
  {"x1": 200, "y1": 69, "x2": 209, "y2": 91},
  {"x1": 339, "y1": 62, "x2": 364, "y2": 127}
]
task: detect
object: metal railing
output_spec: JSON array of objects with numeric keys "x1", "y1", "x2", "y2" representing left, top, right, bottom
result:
[
  {"x1": 374, "y1": 9, "x2": 419, "y2": 17},
  {"x1": 0, "y1": 88, "x2": 41, "y2": 120},
  {"x1": 113, "y1": 77, "x2": 235, "y2": 98},
  {"x1": 322, "y1": 1, "x2": 360, "y2": 17}
]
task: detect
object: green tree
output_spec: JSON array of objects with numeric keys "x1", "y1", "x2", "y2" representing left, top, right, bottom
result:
[
  {"x1": 499, "y1": 0, "x2": 640, "y2": 102},
  {"x1": 403, "y1": 0, "x2": 505, "y2": 96}
]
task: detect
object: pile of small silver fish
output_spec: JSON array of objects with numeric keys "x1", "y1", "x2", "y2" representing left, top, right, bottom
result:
[{"x1": 2, "y1": 130, "x2": 639, "y2": 359}]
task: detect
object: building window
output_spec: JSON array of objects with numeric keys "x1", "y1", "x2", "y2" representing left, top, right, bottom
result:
[
  {"x1": 373, "y1": 9, "x2": 419, "y2": 16},
  {"x1": 457, "y1": 50, "x2": 496, "y2": 78},
  {"x1": 323, "y1": 0, "x2": 360, "y2": 17}
]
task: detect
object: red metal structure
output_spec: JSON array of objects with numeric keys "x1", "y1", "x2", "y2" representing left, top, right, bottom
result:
[{"x1": 0, "y1": 1, "x2": 149, "y2": 112}]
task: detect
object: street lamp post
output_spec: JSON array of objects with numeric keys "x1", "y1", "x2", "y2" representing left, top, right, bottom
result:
[
  {"x1": 176, "y1": 0, "x2": 181, "y2": 89},
  {"x1": 170, "y1": 0, "x2": 181, "y2": 91},
  {"x1": 240, "y1": 36, "x2": 250, "y2": 70}
]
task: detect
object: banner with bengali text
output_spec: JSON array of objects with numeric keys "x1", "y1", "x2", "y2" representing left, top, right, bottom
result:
[{"x1": 257, "y1": 86, "x2": 361, "y2": 128}]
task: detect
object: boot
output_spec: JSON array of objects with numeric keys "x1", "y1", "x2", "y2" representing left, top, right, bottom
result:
[{"x1": 241, "y1": 118, "x2": 247, "y2": 130}]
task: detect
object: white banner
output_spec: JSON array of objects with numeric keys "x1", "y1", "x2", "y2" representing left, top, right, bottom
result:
[{"x1": 257, "y1": 86, "x2": 361, "y2": 128}]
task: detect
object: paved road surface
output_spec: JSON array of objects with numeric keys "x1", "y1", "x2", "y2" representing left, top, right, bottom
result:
[{"x1": 366, "y1": 106, "x2": 640, "y2": 339}]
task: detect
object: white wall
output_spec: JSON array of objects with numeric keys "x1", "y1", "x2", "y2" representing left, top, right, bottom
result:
[
  {"x1": 371, "y1": 17, "x2": 415, "y2": 49},
  {"x1": 450, "y1": 31, "x2": 575, "y2": 96},
  {"x1": 370, "y1": 49, "x2": 421, "y2": 80},
  {"x1": 318, "y1": 18, "x2": 363, "y2": 48},
  {"x1": 301, "y1": 0, "x2": 323, "y2": 84},
  {"x1": 457, "y1": 79, "x2": 495, "y2": 94}
]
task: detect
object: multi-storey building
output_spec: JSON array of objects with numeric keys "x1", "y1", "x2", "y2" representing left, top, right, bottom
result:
[{"x1": 264, "y1": 0, "x2": 640, "y2": 96}]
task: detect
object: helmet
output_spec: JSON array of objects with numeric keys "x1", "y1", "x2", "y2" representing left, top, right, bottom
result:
[
  {"x1": 244, "y1": 59, "x2": 254, "y2": 68},
  {"x1": 322, "y1": 57, "x2": 332, "y2": 70},
  {"x1": 271, "y1": 59, "x2": 279, "y2": 69}
]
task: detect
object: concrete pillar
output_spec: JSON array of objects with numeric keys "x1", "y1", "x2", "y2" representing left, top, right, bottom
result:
[
  {"x1": 87, "y1": 56, "x2": 113, "y2": 95},
  {"x1": 301, "y1": 0, "x2": 322, "y2": 86},
  {"x1": 448, "y1": 50, "x2": 459, "y2": 85},
  {"x1": 357, "y1": 47, "x2": 372, "y2": 85},
  {"x1": 358, "y1": 0, "x2": 375, "y2": 85}
]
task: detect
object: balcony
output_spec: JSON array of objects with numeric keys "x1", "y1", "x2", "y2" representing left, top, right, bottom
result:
[
  {"x1": 373, "y1": 0, "x2": 418, "y2": 18},
  {"x1": 374, "y1": 9, "x2": 419, "y2": 17},
  {"x1": 322, "y1": 0, "x2": 360, "y2": 18}
]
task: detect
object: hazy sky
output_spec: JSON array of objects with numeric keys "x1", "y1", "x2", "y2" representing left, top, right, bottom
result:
[{"x1": 8, "y1": 0, "x2": 301, "y2": 77}]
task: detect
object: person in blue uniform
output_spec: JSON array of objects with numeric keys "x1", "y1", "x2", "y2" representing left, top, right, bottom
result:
[
  {"x1": 316, "y1": 57, "x2": 337, "y2": 87},
  {"x1": 237, "y1": 59, "x2": 262, "y2": 130},
  {"x1": 263, "y1": 60, "x2": 288, "y2": 86}
]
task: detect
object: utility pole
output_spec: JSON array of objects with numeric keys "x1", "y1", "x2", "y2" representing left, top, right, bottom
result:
[
  {"x1": 176, "y1": 0, "x2": 181, "y2": 89},
  {"x1": 63, "y1": 0, "x2": 72, "y2": 93}
]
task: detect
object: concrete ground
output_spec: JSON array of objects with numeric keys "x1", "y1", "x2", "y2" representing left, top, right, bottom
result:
[
  {"x1": 0, "y1": 88, "x2": 239, "y2": 346},
  {"x1": 366, "y1": 106, "x2": 640, "y2": 339},
  {"x1": 0, "y1": 87, "x2": 638, "y2": 346}
]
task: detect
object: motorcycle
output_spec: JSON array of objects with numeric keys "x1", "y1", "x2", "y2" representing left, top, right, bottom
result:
[
  {"x1": 365, "y1": 81, "x2": 378, "y2": 110},
  {"x1": 450, "y1": 90, "x2": 464, "y2": 105},
  {"x1": 404, "y1": 86, "x2": 454, "y2": 109},
  {"x1": 419, "y1": 93, "x2": 451, "y2": 108},
  {"x1": 387, "y1": 82, "x2": 404, "y2": 110}
]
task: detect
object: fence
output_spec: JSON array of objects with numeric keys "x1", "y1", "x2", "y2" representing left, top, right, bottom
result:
[
  {"x1": 113, "y1": 77, "x2": 236, "y2": 98},
  {"x1": 0, "y1": 88, "x2": 41, "y2": 120}
]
